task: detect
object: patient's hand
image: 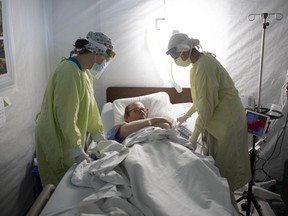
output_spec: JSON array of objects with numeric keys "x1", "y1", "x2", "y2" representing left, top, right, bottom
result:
[
  {"x1": 154, "y1": 122, "x2": 171, "y2": 129},
  {"x1": 151, "y1": 117, "x2": 172, "y2": 129},
  {"x1": 118, "y1": 117, "x2": 172, "y2": 140}
]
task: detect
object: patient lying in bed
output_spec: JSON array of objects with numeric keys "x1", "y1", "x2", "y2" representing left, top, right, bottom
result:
[
  {"x1": 70, "y1": 101, "x2": 238, "y2": 215},
  {"x1": 107, "y1": 101, "x2": 172, "y2": 142}
]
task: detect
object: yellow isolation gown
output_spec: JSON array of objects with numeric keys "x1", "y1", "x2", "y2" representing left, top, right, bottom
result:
[
  {"x1": 35, "y1": 58, "x2": 104, "y2": 186},
  {"x1": 186, "y1": 53, "x2": 251, "y2": 191}
]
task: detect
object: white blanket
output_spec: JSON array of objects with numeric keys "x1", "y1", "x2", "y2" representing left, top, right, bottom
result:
[{"x1": 71, "y1": 127, "x2": 237, "y2": 216}]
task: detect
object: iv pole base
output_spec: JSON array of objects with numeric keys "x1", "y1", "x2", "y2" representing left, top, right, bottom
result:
[{"x1": 236, "y1": 184, "x2": 263, "y2": 216}]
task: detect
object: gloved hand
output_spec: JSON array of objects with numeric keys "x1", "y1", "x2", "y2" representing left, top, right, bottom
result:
[
  {"x1": 190, "y1": 140, "x2": 197, "y2": 150},
  {"x1": 177, "y1": 114, "x2": 189, "y2": 126},
  {"x1": 91, "y1": 132, "x2": 106, "y2": 143},
  {"x1": 75, "y1": 153, "x2": 91, "y2": 164},
  {"x1": 185, "y1": 139, "x2": 197, "y2": 151}
]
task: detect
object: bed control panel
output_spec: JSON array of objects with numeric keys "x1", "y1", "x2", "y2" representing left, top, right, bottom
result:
[{"x1": 177, "y1": 125, "x2": 192, "y2": 139}]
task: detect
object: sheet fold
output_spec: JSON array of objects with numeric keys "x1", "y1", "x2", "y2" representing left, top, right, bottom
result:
[{"x1": 71, "y1": 127, "x2": 237, "y2": 216}]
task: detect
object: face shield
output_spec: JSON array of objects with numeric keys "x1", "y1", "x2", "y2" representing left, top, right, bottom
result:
[
  {"x1": 166, "y1": 47, "x2": 177, "y2": 57},
  {"x1": 167, "y1": 44, "x2": 191, "y2": 56},
  {"x1": 85, "y1": 32, "x2": 116, "y2": 79},
  {"x1": 106, "y1": 49, "x2": 116, "y2": 58},
  {"x1": 91, "y1": 59, "x2": 111, "y2": 80},
  {"x1": 174, "y1": 54, "x2": 191, "y2": 67}
]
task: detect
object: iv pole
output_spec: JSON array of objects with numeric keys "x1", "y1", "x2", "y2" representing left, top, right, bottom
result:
[
  {"x1": 256, "y1": 13, "x2": 268, "y2": 113},
  {"x1": 249, "y1": 12, "x2": 283, "y2": 112},
  {"x1": 237, "y1": 12, "x2": 283, "y2": 216}
]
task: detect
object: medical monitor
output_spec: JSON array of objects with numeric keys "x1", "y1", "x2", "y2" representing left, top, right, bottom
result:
[{"x1": 246, "y1": 110, "x2": 270, "y2": 138}]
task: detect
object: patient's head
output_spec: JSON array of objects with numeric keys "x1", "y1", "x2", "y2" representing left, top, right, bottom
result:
[{"x1": 124, "y1": 102, "x2": 148, "y2": 122}]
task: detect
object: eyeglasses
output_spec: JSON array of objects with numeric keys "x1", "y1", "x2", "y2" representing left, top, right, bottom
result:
[{"x1": 126, "y1": 108, "x2": 148, "y2": 115}]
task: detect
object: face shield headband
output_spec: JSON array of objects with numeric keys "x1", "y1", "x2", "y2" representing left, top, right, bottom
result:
[
  {"x1": 166, "y1": 45, "x2": 190, "y2": 58},
  {"x1": 86, "y1": 39, "x2": 116, "y2": 58},
  {"x1": 166, "y1": 47, "x2": 177, "y2": 57}
]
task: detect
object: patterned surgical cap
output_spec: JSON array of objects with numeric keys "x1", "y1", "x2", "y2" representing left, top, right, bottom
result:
[{"x1": 85, "y1": 32, "x2": 114, "y2": 56}]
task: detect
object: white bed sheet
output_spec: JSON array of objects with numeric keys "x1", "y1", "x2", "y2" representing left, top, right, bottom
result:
[
  {"x1": 40, "y1": 102, "x2": 217, "y2": 216},
  {"x1": 40, "y1": 164, "x2": 91, "y2": 216},
  {"x1": 121, "y1": 128, "x2": 236, "y2": 216},
  {"x1": 41, "y1": 127, "x2": 237, "y2": 215}
]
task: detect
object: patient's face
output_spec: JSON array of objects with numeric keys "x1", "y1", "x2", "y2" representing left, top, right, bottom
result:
[{"x1": 125, "y1": 102, "x2": 148, "y2": 122}]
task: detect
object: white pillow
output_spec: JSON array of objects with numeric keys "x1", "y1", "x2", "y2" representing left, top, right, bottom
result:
[
  {"x1": 112, "y1": 92, "x2": 175, "y2": 126},
  {"x1": 101, "y1": 102, "x2": 114, "y2": 134}
]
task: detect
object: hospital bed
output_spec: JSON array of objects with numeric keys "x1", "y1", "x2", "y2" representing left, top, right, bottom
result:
[{"x1": 39, "y1": 86, "x2": 239, "y2": 216}]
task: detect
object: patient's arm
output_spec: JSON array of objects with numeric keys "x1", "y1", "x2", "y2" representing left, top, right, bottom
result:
[
  {"x1": 151, "y1": 117, "x2": 172, "y2": 129},
  {"x1": 153, "y1": 122, "x2": 171, "y2": 129},
  {"x1": 118, "y1": 117, "x2": 172, "y2": 139}
]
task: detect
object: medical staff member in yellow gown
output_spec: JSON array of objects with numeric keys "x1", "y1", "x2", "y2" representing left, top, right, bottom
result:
[
  {"x1": 166, "y1": 32, "x2": 251, "y2": 191},
  {"x1": 35, "y1": 32, "x2": 116, "y2": 187}
]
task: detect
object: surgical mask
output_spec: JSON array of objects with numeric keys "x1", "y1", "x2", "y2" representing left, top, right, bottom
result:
[
  {"x1": 90, "y1": 60, "x2": 108, "y2": 79},
  {"x1": 174, "y1": 55, "x2": 191, "y2": 67}
]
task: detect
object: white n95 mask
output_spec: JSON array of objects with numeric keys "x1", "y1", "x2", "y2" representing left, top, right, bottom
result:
[
  {"x1": 90, "y1": 60, "x2": 109, "y2": 79},
  {"x1": 175, "y1": 56, "x2": 191, "y2": 67}
]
